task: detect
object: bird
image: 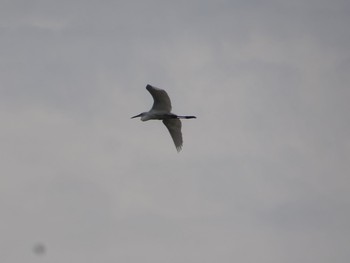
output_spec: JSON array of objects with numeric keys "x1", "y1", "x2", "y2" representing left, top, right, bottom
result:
[{"x1": 132, "y1": 84, "x2": 196, "y2": 152}]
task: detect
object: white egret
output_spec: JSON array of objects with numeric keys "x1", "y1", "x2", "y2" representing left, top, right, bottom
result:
[{"x1": 132, "y1": 84, "x2": 196, "y2": 152}]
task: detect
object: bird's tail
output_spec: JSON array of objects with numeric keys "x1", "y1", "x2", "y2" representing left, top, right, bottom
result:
[{"x1": 177, "y1": 115, "x2": 196, "y2": 119}]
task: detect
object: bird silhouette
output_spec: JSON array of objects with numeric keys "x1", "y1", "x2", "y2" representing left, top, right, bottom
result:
[{"x1": 132, "y1": 84, "x2": 196, "y2": 152}]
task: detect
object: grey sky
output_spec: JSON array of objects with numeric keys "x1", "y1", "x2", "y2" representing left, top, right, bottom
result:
[{"x1": 1, "y1": 0, "x2": 350, "y2": 262}]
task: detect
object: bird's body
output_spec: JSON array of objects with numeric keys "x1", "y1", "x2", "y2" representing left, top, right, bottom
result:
[{"x1": 132, "y1": 85, "x2": 196, "y2": 152}]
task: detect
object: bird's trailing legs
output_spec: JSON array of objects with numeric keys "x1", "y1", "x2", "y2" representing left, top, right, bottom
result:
[
  {"x1": 164, "y1": 113, "x2": 196, "y2": 119},
  {"x1": 178, "y1": 115, "x2": 196, "y2": 119}
]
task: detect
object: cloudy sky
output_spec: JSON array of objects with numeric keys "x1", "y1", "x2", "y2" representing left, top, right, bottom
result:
[{"x1": 1, "y1": 0, "x2": 350, "y2": 262}]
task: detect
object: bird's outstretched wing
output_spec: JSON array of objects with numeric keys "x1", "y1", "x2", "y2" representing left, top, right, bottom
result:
[
  {"x1": 146, "y1": 84, "x2": 172, "y2": 113},
  {"x1": 162, "y1": 119, "x2": 183, "y2": 152}
]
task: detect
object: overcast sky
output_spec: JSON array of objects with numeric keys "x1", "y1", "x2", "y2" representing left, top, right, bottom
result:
[{"x1": 1, "y1": 0, "x2": 350, "y2": 262}]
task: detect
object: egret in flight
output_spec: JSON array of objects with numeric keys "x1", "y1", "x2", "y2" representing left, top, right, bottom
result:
[{"x1": 132, "y1": 84, "x2": 196, "y2": 152}]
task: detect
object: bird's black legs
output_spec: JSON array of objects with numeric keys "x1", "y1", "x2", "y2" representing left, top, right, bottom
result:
[{"x1": 177, "y1": 115, "x2": 196, "y2": 119}]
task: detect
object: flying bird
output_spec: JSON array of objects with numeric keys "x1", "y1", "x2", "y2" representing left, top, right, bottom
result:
[{"x1": 132, "y1": 84, "x2": 196, "y2": 152}]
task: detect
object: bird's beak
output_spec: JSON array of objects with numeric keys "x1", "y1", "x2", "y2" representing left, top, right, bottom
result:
[{"x1": 131, "y1": 113, "x2": 142, "y2": 119}]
